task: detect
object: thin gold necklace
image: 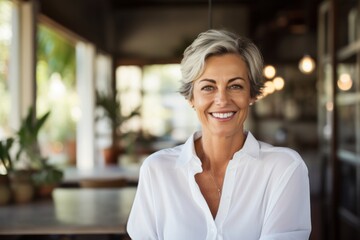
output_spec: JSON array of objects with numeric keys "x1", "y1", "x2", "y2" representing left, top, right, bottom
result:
[{"x1": 208, "y1": 170, "x2": 222, "y2": 197}]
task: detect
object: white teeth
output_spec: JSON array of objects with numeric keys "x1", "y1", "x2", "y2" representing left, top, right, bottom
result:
[{"x1": 211, "y1": 112, "x2": 234, "y2": 119}]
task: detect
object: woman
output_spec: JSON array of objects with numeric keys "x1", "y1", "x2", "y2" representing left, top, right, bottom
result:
[{"x1": 127, "y1": 29, "x2": 311, "y2": 240}]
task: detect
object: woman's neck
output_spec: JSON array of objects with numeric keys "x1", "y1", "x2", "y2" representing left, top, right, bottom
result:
[{"x1": 195, "y1": 131, "x2": 246, "y2": 171}]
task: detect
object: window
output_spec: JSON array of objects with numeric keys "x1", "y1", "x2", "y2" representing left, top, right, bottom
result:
[
  {"x1": 0, "y1": 0, "x2": 12, "y2": 139},
  {"x1": 117, "y1": 64, "x2": 198, "y2": 151},
  {"x1": 36, "y1": 24, "x2": 77, "y2": 166}
]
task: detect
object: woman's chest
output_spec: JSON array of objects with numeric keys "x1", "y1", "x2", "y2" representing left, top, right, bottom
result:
[{"x1": 152, "y1": 167, "x2": 268, "y2": 239}]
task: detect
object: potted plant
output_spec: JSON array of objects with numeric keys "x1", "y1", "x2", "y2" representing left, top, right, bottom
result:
[
  {"x1": 31, "y1": 163, "x2": 63, "y2": 198},
  {"x1": 15, "y1": 107, "x2": 50, "y2": 169},
  {"x1": 0, "y1": 135, "x2": 36, "y2": 204},
  {"x1": 14, "y1": 107, "x2": 63, "y2": 198},
  {"x1": 0, "y1": 137, "x2": 14, "y2": 205},
  {"x1": 0, "y1": 137, "x2": 14, "y2": 172},
  {"x1": 95, "y1": 90, "x2": 140, "y2": 165},
  {"x1": 2, "y1": 107, "x2": 63, "y2": 202}
]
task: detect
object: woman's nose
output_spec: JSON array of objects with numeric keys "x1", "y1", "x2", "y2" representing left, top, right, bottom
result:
[{"x1": 214, "y1": 89, "x2": 229, "y2": 106}]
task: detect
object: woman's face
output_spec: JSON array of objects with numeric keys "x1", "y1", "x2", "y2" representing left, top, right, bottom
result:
[{"x1": 190, "y1": 53, "x2": 254, "y2": 137}]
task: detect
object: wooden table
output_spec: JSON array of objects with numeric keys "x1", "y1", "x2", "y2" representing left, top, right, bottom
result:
[
  {"x1": 62, "y1": 165, "x2": 140, "y2": 187},
  {"x1": 0, "y1": 187, "x2": 136, "y2": 235}
]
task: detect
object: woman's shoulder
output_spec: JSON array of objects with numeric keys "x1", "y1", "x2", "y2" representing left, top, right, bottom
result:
[
  {"x1": 141, "y1": 144, "x2": 184, "y2": 169},
  {"x1": 259, "y1": 141, "x2": 302, "y2": 159},
  {"x1": 258, "y1": 141, "x2": 307, "y2": 171}
]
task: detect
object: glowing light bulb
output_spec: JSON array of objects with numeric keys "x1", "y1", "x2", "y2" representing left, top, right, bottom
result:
[
  {"x1": 264, "y1": 81, "x2": 275, "y2": 94},
  {"x1": 337, "y1": 73, "x2": 353, "y2": 91},
  {"x1": 299, "y1": 55, "x2": 316, "y2": 74},
  {"x1": 263, "y1": 65, "x2": 276, "y2": 79},
  {"x1": 273, "y1": 77, "x2": 285, "y2": 90}
]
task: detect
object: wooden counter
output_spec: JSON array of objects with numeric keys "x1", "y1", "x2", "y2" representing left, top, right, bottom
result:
[{"x1": 0, "y1": 187, "x2": 136, "y2": 235}]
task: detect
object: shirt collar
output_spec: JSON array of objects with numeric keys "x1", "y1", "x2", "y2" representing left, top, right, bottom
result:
[
  {"x1": 176, "y1": 131, "x2": 260, "y2": 169},
  {"x1": 176, "y1": 131, "x2": 202, "y2": 169},
  {"x1": 232, "y1": 131, "x2": 260, "y2": 162}
]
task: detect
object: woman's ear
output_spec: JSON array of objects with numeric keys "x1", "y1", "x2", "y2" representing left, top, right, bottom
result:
[{"x1": 188, "y1": 99, "x2": 194, "y2": 109}]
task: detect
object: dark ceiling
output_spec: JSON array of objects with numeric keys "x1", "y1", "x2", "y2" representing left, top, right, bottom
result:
[{"x1": 38, "y1": 0, "x2": 321, "y2": 65}]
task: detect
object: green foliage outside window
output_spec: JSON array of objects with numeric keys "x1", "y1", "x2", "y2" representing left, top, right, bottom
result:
[
  {"x1": 37, "y1": 25, "x2": 76, "y2": 86},
  {"x1": 36, "y1": 24, "x2": 77, "y2": 164},
  {"x1": 0, "y1": 0, "x2": 12, "y2": 137}
]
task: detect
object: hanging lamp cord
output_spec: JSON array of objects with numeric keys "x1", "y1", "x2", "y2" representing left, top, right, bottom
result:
[{"x1": 208, "y1": 0, "x2": 213, "y2": 29}]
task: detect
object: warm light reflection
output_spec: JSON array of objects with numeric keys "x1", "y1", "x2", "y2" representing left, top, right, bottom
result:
[
  {"x1": 299, "y1": 55, "x2": 316, "y2": 74},
  {"x1": 263, "y1": 65, "x2": 276, "y2": 79},
  {"x1": 49, "y1": 73, "x2": 66, "y2": 99},
  {"x1": 337, "y1": 73, "x2": 353, "y2": 91},
  {"x1": 273, "y1": 77, "x2": 285, "y2": 90},
  {"x1": 264, "y1": 81, "x2": 275, "y2": 94}
]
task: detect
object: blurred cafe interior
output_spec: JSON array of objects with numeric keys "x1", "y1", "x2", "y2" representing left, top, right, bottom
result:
[{"x1": 0, "y1": 0, "x2": 359, "y2": 239}]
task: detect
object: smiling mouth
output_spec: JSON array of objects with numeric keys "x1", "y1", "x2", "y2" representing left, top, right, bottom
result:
[{"x1": 210, "y1": 112, "x2": 236, "y2": 119}]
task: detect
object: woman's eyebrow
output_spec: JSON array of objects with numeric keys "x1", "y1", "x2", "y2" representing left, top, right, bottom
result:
[
  {"x1": 228, "y1": 77, "x2": 246, "y2": 83},
  {"x1": 199, "y1": 77, "x2": 246, "y2": 83},
  {"x1": 199, "y1": 79, "x2": 216, "y2": 84}
]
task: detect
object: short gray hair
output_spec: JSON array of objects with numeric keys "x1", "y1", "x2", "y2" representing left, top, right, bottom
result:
[{"x1": 179, "y1": 29, "x2": 264, "y2": 100}]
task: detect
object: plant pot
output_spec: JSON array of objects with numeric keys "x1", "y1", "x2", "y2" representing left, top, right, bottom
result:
[
  {"x1": 102, "y1": 146, "x2": 120, "y2": 165},
  {"x1": 66, "y1": 139, "x2": 76, "y2": 166},
  {"x1": 9, "y1": 170, "x2": 35, "y2": 204},
  {"x1": 32, "y1": 168, "x2": 63, "y2": 199},
  {"x1": 0, "y1": 175, "x2": 11, "y2": 205},
  {"x1": 36, "y1": 184, "x2": 58, "y2": 198}
]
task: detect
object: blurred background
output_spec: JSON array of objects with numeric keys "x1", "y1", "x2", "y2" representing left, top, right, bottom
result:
[{"x1": 0, "y1": 0, "x2": 359, "y2": 239}]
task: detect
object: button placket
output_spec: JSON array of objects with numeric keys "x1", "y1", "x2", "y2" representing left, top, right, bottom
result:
[
  {"x1": 207, "y1": 224, "x2": 217, "y2": 240},
  {"x1": 215, "y1": 161, "x2": 238, "y2": 229},
  {"x1": 188, "y1": 159, "x2": 218, "y2": 233}
]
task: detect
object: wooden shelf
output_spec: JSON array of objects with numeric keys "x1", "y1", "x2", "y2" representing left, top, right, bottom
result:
[
  {"x1": 338, "y1": 149, "x2": 360, "y2": 165},
  {"x1": 318, "y1": 0, "x2": 360, "y2": 238},
  {"x1": 337, "y1": 40, "x2": 360, "y2": 61},
  {"x1": 336, "y1": 92, "x2": 360, "y2": 105}
]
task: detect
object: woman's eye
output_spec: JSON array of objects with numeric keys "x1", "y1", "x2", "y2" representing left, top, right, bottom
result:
[
  {"x1": 229, "y1": 84, "x2": 243, "y2": 90},
  {"x1": 201, "y1": 86, "x2": 214, "y2": 91}
]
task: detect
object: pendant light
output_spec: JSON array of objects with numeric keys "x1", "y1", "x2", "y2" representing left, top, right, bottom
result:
[{"x1": 298, "y1": 55, "x2": 316, "y2": 74}]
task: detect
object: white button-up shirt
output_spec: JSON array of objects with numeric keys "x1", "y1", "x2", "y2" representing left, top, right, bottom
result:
[{"x1": 127, "y1": 131, "x2": 311, "y2": 240}]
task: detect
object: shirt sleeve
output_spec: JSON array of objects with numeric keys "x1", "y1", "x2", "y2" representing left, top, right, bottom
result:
[
  {"x1": 127, "y1": 162, "x2": 158, "y2": 239},
  {"x1": 259, "y1": 159, "x2": 312, "y2": 240}
]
